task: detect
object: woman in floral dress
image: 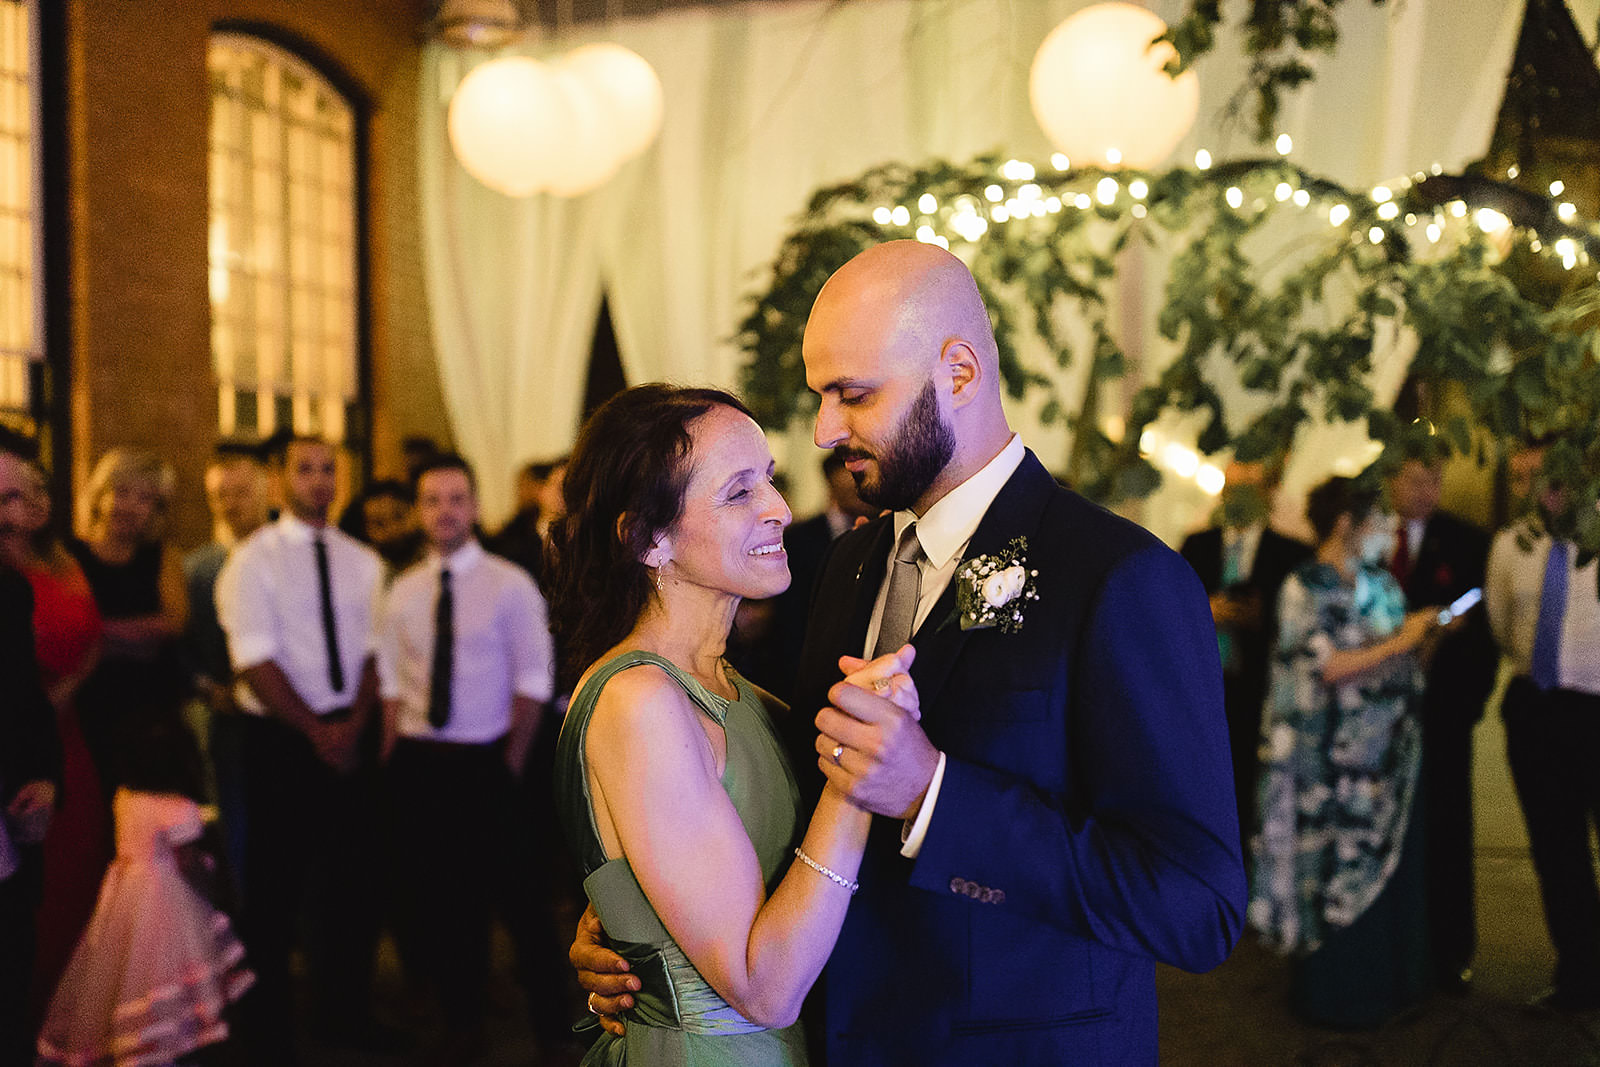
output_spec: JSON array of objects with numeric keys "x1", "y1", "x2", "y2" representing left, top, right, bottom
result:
[{"x1": 1250, "y1": 476, "x2": 1448, "y2": 1028}]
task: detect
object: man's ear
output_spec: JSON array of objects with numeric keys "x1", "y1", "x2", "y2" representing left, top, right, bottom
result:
[{"x1": 943, "y1": 339, "x2": 981, "y2": 409}]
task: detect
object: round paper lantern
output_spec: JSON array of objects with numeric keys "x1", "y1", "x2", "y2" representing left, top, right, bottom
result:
[
  {"x1": 447, "y1": 56, "x2": 566, "y2": 197},
  {"x1": 1029, "y1": 3, "x2": 1199, "y2": 170},
  {"x1": 561, "y1": 42, "x2": 664, "y2": 162},
  {"x1": 541, "y1": 69, "x2": 625, "y2": 197}
]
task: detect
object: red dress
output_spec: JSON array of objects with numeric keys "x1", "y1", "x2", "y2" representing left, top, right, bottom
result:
[{"x1": 24, "y1": 558, "x2": 111, "y2": 1019}]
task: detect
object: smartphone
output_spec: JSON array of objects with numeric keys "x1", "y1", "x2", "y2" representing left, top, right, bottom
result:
[{"x1": 1437, "y1": 587, "x2": 1482, "y2": 625}]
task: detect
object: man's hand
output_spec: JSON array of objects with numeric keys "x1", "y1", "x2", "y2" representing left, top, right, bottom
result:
[
  {"x1": 571, "y1": 902, "x2": 638, "y2": 1038},
  {"x1": 6, "y1": 779, "x2": 56, "y2": 843},
  {"x1": 1209, "y1": 590, "x2": 1261, "y2": 631},
  {"x1": 815, "y1": 646, "x2": 939, "y2": 819},
  {"x1": 308, "y1": 715, "x2": 362, "y2": 774}
]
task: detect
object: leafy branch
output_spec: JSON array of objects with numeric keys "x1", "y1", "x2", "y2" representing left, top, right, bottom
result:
[{"x1": 736, "y1": 152, "x2": 1600, "y2": 568}]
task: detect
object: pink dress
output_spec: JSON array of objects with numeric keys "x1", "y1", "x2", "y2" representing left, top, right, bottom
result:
[{"x1": 35, "y1": 791, "x2": 254, "y2": 1067}]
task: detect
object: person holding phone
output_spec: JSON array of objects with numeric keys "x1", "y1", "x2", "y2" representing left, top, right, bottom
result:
[{"x1": 1251, "y1": 475, "x2": 1459, "y2": 1029}]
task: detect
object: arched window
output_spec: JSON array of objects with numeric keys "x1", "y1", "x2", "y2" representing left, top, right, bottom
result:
[
  {"x1": 0, "y1": 0, "x2": 39, "y2": 420},
  {"x1": 207, "y1": 33, "x2": 358, "y2": 443}
]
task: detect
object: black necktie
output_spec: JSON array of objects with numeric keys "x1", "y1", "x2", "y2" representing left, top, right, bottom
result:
[
  {"x1": 428, "y1": 567, "x2": 454, "y2": 728},
  {"x1": 314, "y1": 533, "x2": 345, "y2": 694}
]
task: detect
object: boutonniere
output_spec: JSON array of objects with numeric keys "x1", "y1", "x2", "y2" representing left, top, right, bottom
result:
[{"x1": 946, "y1": 537, "x2": 1039, "y2": 633}]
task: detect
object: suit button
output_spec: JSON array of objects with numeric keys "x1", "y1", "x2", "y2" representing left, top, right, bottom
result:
[
  {"x1": 990, "y1": 889, "x2": 1005, "y2": 905},
  {"x1": 950, "y1": 877, "x2": 968, "y2": 895},
  {"x1": 965, "y1": 883, "x2": 982, "y2": 899}
]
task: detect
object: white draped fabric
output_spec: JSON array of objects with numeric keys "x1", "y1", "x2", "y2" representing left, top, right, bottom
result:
[{"x1": 420, "y1": 0, "x2": 1598, "y2": 529}]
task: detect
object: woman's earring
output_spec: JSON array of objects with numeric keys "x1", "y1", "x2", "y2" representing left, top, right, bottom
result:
[{"x1": 652, "y1": 563, "x2": 663, "y2": 597}]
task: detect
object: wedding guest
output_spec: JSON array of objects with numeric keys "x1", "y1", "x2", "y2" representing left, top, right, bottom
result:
[
  {"x1": 1180, "y1": 458, "x2": 1311, "y2": 866},
  {"x1": 0, "y1": 429, "x2": 60, "y2": 1065},
  {"x1": 216, "y1": 435, "x2": 390, "y2": 1062},
  {"x1": 1383, "y1": 454, "x2": 1498, "y2": 993},
  {"x1": 1486, "y1": 439, "x2": 1600, "y2": 1013},
  {"x1": 339, "y1": 478, "x2": 422, "y2": 576},
  {"x1": 185, "y1": 451, "x2": 269, "y2": 885},
  {"x1": 1251, "y1": 476, "x2": 1444, "y2": 1028},
  {"x1": 69, "y1": 449, "x2": 198, "y2": 798},
  {"x1": 377, "y1": 453, "x2": 555, "y2": 1061},
  {"x1": 0, "y1": 444, "x2": 110, "y2": 1028},
  {"x1": 490, "y1": 456, "x2": 567, "y2": 583}
]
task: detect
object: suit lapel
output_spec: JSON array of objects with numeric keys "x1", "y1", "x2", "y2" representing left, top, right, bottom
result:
[
  {"x1": 841, "y1": 517, "x2": 895, "y2": 660},
  {"x1": 908, "y1": 451, "x2": 1055, "y2": 713}
]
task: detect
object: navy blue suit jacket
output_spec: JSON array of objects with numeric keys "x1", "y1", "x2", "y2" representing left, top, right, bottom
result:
[{"x1": 789, "y1": 452, "x2": 1245, "y2": 1065}]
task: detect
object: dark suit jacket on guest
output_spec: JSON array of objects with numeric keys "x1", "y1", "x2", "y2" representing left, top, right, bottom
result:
[
  {"x1": 1403, "y1": 511, "x2": 1497, "y2": 721},
  {"x1": 789, "y1": 451, "x2": 1246, "y2": 1065},
  {"x1": 1179, "y1": 525, "x2": 1312, "y2": 716},
  {"x1": 764, "y1": 511, "x2": 838, "y2": 705},
  {"x1": 1, "y1": 567, "x2": 58, "y2": 805}
]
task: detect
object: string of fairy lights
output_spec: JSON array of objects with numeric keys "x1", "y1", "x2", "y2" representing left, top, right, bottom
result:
[{"x1": 850, "y1": 137, "x2": 1599, "y2": 496}]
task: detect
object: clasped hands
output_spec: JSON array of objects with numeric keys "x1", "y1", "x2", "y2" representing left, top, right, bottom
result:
[{"x1": 815, "y1": 643, "x2": 941, "y2": 821}]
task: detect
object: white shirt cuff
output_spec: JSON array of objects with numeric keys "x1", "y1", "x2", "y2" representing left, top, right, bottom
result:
[{"x1": 899, "y1": 751, "x2": 947, "y2": 858}]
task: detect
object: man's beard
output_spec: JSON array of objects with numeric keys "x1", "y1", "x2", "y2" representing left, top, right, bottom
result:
[{"x1": 850, "y1": 381, "x2": 956, "y2": 512}]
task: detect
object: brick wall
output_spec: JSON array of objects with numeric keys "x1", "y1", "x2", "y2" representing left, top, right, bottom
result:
[{"x1": 63, "y1": 0, "x2": 448, "y2": 548}]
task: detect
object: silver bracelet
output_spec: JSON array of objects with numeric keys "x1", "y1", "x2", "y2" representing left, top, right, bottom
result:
[{"x1": 793, "y1": 847, "x2": 859, "y2": 895}]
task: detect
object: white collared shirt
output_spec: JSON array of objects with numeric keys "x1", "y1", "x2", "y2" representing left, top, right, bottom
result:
[
  {"x1": 377, "y1": 540, "x2": 554, "y2": 744},
  {"x1": 216, "y1": 514, "x2": 383, "y2": 716},
  {"x1": 1486, "y1": 523, "x2": 1600, "y2": 696},
  {"x1": 860, "y1": 433, "x2": 1026, "y2": 857}
]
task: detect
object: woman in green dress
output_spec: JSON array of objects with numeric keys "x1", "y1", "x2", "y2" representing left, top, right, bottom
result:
[{"x1": 548, "y1": 385, "x2": 914, "y2": 1065}]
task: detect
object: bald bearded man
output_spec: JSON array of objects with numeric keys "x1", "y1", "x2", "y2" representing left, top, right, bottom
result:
[{"x1": 576, "y1": 242, "x2": 1244, "y2": 1064}]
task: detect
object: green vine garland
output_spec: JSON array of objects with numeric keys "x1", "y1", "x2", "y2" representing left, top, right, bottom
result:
[{"x1": 735, "y1": 153, "x2": 1600, "y2": 567}]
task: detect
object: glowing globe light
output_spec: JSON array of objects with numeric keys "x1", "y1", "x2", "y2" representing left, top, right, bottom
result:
[
  {"x1": 560, "y1": 42, "x2": 664, "y2": 163},
  {"x1": 448, "y1": 44, "x2": 664, "y2": 198},
  {"x1": 1029, "y1": 3, "x2": 1199, "y2": 170},
  {"x1": 447, "y1": 57, "x2": 566, "y2": 197},
  {"x1": 540, "y1": 69, "x2": 625, "y2": 197}
]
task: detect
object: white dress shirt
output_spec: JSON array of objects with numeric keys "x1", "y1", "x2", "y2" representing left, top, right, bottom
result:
[
  {"x1": 1486, "y1": 522, "x2": 1600, "y2": 697},
  {"x1": 378, "y1": 540, "x2": 554, "y2": 744},
  {"x1": 859, "y1": 434, "x2": 1026, "y2": 857},
  {"x1": 216, "y1": 514, "x2": 383, "y2": 716}
]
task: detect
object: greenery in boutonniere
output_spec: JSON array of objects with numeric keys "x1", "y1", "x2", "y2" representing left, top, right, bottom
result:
[{"x1": 946, "y1": 538, "x2": 1039, "y2": 633}]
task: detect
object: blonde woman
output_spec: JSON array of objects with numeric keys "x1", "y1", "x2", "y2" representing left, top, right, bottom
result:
[{"x1": 70, "y1": 449, "x2": 201, "y2": 798}]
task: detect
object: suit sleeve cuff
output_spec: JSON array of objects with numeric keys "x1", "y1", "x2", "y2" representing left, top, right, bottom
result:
[{"x1": 899, "y1": 751, "x2": 947, "y2": 858}]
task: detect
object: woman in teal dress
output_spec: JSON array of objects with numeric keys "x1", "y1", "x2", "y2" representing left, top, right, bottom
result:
[
  {"x1": 1250, "y1": 476, "x2": 1449, "y2": 1028},
  {"x1": 548, "y1": 385, "x2": 914, "y2": 1065}
]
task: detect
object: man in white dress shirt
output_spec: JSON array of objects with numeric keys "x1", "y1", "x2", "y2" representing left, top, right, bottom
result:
[
  {"x1": 377, "y1": 453, "x2": 555, "y2": 1060},
  {"x1": 215, "y1": 435, "x2": 388, "y2": 1061},
  {"x1": 1486, "y1": 440, "x2": 1600, "y2": 1013}
]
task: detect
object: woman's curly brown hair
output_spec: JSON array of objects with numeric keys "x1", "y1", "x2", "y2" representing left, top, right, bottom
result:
[{"x1": 546, "y1": 384, "x2": 753, "y2": 692}]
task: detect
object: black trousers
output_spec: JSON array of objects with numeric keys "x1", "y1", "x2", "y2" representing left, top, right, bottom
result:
[
  {"x1": 384, "y1": 736, "x2": 511, "y2": 1033},
  {"x1": 1222, "y1": 674, "x2": 1264, "y2": 865},
  {"x1": 502, "y1": 712, "x2": 586, "y2": 1042},
  {"x1": 233, "y1": 713, "x2": 384, "y2": 1057},
  {"x1": 1503, "y1": 678, "x2": 1600, "y2": 997},
  {"x1": 0, "y1": 847, "x2": 43, "y2": 1066},
  {"x1": 1421, "y1": 694, "x2": 1478, "y2": 979}
]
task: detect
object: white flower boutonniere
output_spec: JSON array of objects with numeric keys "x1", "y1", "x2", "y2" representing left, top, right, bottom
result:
[{"x1": 947, "y1": 537, "x2": 1039, "y2": 633}]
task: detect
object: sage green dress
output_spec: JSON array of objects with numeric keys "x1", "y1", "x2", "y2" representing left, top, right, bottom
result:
[{"x1": 554, "y1": 650, "x2": 809, "y2": 1066}]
